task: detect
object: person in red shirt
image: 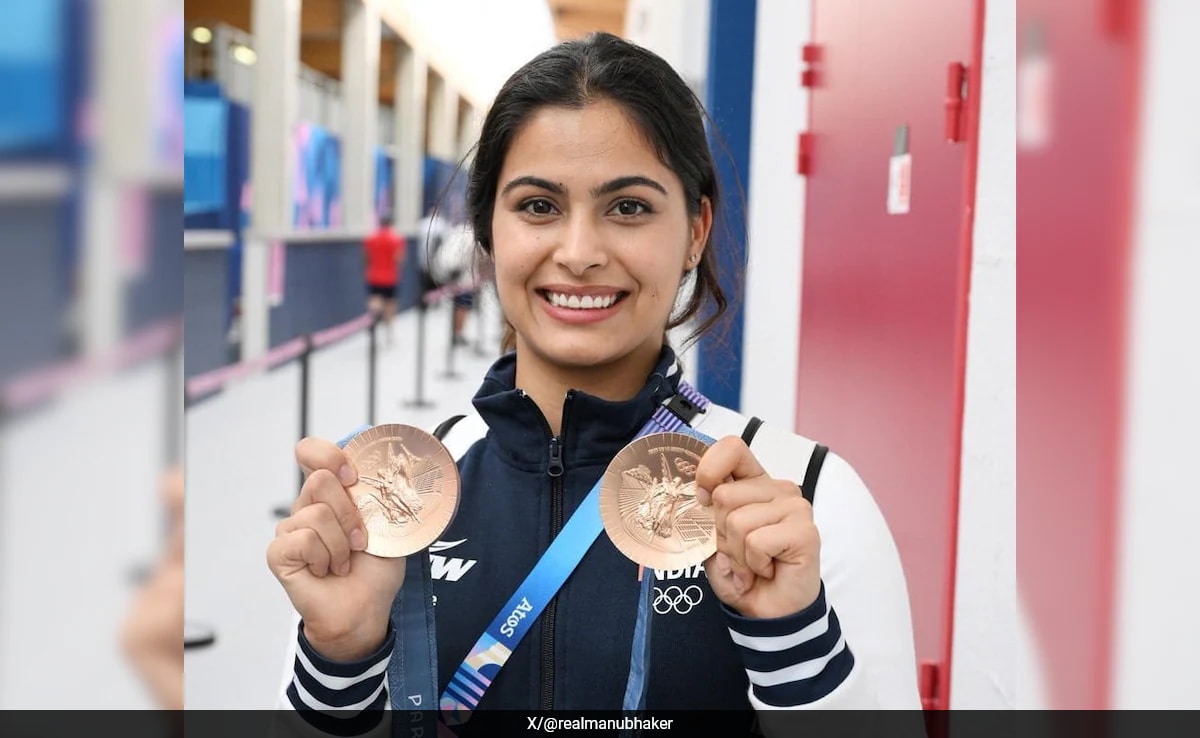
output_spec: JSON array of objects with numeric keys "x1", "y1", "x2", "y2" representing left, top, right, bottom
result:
[{"x1": 363, "y1": 215, "x2": 405, "y2": 345}]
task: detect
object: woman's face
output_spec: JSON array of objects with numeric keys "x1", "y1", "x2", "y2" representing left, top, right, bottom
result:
[{"x1": 490, "y1": 99, "x2": 711, "y2": 373}]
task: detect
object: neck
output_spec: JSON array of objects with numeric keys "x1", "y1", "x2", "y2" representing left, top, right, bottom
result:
[{"x1": 514, "y1": 340, "x2": 664, "y2": 436}]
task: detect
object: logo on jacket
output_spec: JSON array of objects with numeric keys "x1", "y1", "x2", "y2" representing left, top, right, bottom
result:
[
  {"x1": 654, "y1": 585, "x2": 704, "y2": 615},
  {"x1": 429, "y1": 539, "x2": 478, "y2": 582}
]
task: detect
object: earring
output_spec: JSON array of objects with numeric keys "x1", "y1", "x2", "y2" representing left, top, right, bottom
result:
[{"x1": 689, "y1": 254, "x2": 698, "y2": 263}]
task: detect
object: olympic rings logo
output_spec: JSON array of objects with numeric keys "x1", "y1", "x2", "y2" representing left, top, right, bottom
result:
[{"x1": 653, "y1": 585, "x2": 704, "y2": 615}]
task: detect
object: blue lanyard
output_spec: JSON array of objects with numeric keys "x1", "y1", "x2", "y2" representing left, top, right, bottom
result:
[{"x1": 389, "y1": 382, "x2": 712, "y2": 732}]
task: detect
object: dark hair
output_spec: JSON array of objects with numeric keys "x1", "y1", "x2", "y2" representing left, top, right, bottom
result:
[
  {"x1": 379, "y1": 214, "x2": 394, "y2": 228},
  {"x1": 465, "y1": 32, "x2": 728, "y2": 352}
]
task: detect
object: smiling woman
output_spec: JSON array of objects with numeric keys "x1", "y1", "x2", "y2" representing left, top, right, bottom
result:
[{"x1": 269, "y1": 31, "x2": 922, "y2": 728}]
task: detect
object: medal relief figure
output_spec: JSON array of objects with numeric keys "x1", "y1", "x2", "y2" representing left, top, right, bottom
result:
[
  {"x1": 628, "y1": 452, "x2": 699, "y2": 539},
  {"x1": 358, "y1": 441, "x2": 426, "y2": 526}
]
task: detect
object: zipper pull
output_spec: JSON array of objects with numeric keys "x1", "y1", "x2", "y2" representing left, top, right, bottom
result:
[{"x1": 547, "y1": 437, "x2": 564, "y2": 478}]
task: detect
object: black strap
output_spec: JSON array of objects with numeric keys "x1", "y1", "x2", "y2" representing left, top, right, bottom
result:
[
  {"x1": 800, "y1": 444, "x2": 828, "y2": 505},
  {"x1": 740, "y1": 416, "x2": 765, "y2": 446},
  {"x1": 432, "y1": 414, "x2": 466, "y2": 441}
]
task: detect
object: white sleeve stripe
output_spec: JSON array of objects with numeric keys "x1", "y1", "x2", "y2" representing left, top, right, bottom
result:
[
  {"x1": 293, "y1": 676, "x2": 388, "y2": 713},
  {"x1": 726, "y1": 608, "x2": 831, "y2": 651},
  {"x1": 295, "y1": 644, "x2": 391, "y2": 690},
  {"x1": 745, "y1": 636, "x2": 848, "y2": 687}
]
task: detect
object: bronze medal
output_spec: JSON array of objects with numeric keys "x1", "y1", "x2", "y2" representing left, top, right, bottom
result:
[
  {"x1": 599, "y1": 432, "x2": 716, "y2": 571},
  {"x1": 341, "y1": 424, "x2": 460, "y2": 558}
]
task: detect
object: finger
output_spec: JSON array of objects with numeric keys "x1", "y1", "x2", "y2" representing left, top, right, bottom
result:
[
  {"x1": 296, "y1": 437, "x2": 357, "y2": 487},
  {"x1": 720, "y1": 501, "x2": 790, "y2": 577},
  {"x1": 743, "y1": 522, "x2": 817, "y2": 576},
  {"x1": 708, "y1": 548, "x2": 754, "y2": 596},
  {"x1": 695, "y1": 436, "x2": 767, "y2": 502},
  {"x1": 294, "y1": 469, "x2": 367, "y2": 551},
  {"x1": 269, "y1": 528, "x2": 332, "y2": 578},
  {"x1": 277, "y1": 503, "x2": 352, "y2": 576},
  {"x1": 707, "y1": 479, "x2": 778, "y2": 534}
]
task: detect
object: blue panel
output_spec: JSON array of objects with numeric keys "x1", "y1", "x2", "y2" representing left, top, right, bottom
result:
[
  {"x1": 0, "y1": 0, "x2": 63, "y2": 153},
  {"x1": 0, "y1": 199, "x2": 72, "y2": 380},
  {"x1": 269, "y1": 240, "x2": 365, "y2": 348},
  {"x1": 423, "y1": 156, "x2": 466, "y2": 221},
  {"x1": 698, "y1": 0, "x2": 756, "y2": 412},
  {"x1": 183, "y1": 96, "x2": 228, "y2": 215},
  {"x1": 184, "y1": 247, "x2": 232, "y2": 378},
  {"x1": 126, "y1": 189, "x2": 184, "y2": 334}
]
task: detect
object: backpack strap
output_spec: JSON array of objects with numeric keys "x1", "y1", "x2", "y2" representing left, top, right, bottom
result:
[
  {"x1": 740, "y1": 416, "x2": 765, "y2": 446},
  {"x1": 433, "y1": 414, "x2": 466, "y2": 441},
  {"x1": 740, "y1": 416, "x2": 828, "y2": 506},
  {"x1": 800, "y1": 444, "x2": 829, "y2": 505}
]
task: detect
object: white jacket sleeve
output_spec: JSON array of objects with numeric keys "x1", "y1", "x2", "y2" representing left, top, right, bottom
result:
[
  {"x1": 717, "y1": 421, "x2": 922, "y2": 714},
  {"x1": 270, "y1": 613, "x2": 395, "y2": 738}
]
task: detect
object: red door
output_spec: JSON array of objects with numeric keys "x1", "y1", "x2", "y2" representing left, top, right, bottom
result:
[
  {"x1": 1016, "y1": 0, "x2": 1142, "y2": 709},
  {"x1": 795, "y1": 0, "x2": 985, "y2": 710}
]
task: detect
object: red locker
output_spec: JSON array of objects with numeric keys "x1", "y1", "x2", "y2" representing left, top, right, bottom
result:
[
  {"x1": 1016, "y1": 0, "x2": 1142, "y2": 709},
  {"x1": 795, "y1": 0, "x2": 986, "y2": 709}
]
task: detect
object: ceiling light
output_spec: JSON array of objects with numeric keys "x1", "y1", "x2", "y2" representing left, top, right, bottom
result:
[
  {"x1": 231, "y1": 44, "x2": 257, "y2": 66},
  {"x1": 191, "y1": 26, "x2": 213, "y2": 44}
]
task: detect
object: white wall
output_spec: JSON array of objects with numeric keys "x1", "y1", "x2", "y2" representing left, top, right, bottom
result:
[
  {"x1": 949, "y1": 0, "x2": 1016, "y2": 709},
  {"x1": 740, "y1": 0, "x2": 810, "y2": 428},
  {"x1": 624, "y1": 0, "x2": 711, "y2": 100},
  {"x1": 1112, "y1": 0, "x2": 1200, "y2": 709}
]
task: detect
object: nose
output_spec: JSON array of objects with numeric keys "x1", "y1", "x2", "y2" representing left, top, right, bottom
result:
[{"x1": 553, "y1": 216, "x2": 608, "y2": 276}]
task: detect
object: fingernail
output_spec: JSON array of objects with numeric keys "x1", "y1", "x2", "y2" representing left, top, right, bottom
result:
[
  {"x1": 338, "y1": 464, "x2": 356, "y2": 486},
  {"x1": 350, "y1": 528, "x2": 367, "y2": 551},
  {"x1": 715, "y1": 552, "x2": 732, "y2": 576},
  {"x1": 732, "y1": 573, "x2": 747, "y2": 594},
  {"x1": 337, "y1": 560, "x2": 351, "y2": 576}
]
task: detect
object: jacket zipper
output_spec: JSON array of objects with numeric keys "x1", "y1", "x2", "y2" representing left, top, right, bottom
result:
[{"x1": 527, "y1": 389, "x2": 572, "y2": 711}]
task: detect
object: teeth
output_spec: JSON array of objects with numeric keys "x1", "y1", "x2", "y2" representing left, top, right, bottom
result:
[{"x1": 547, "y1": 292, "x2": 619, "y2": 310}]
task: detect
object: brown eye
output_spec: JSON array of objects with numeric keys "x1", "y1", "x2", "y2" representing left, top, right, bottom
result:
[
  {"x1": 522, "y1": 199, "x2": 557, "y2": 216},
  {"x1": 611, "y1": 199, "x2": 650, "y2": 217}
]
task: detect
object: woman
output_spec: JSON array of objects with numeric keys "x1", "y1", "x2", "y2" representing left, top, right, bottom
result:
[{"x1": 267, "y1": 32, "x2": 919, "y2": 731}]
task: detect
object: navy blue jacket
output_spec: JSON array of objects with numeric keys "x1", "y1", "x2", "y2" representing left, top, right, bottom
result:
[{"x1": 430, "y1": 347, "x2": 749, "y2": 712}]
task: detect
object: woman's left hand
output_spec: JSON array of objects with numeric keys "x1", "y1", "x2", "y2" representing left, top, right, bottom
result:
[{"x1": 695, "y1": 437, "x2": 822, "y2": 619}]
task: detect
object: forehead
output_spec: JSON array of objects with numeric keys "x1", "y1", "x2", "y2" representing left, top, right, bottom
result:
[{"x1": 501, "y1": 100, "x2": 670, "y2": 183}]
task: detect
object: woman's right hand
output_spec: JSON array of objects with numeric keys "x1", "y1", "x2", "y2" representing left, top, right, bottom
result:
[{"x1": 267, "y1": 437, "x2": 406, "y2": 661}]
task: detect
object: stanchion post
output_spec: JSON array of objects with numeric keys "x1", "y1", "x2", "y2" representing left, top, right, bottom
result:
[
  {"x1": 472, "y1": 286, "x2": 487, "y2": 357},
  {"x1": 368, "y1": 315, "x2": 378, "y2": 425},
  {"x1": 298, "y1": 334, "x2": 311, "y2": 492},
  {"x1": 404, "y1": 297, "x2": 434, "y2": 408},
  {"x1": 441, "y1": 293, "x2": 460, "y2": 380}
]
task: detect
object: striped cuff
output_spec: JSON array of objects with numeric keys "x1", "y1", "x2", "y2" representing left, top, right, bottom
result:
[
  {"x1": 286, "y1": 620, "x2": 394, "y2": 736},
  {"x1": 722, "y1": 582, "x2": 855, "y2": 707}
]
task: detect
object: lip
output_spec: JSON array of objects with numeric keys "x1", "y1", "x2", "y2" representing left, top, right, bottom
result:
[{"x1": 535, "y1": 286, "x2": 628, "y2": 325}]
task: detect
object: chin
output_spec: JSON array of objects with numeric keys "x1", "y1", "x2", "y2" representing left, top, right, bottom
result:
[{"x1": 532, "y1": 336, "x2": 631, "y2": 370}]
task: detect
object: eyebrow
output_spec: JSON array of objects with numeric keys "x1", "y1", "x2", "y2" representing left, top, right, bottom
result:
[{"x1": 499, "y1": 174, "x2": 667, "y2": 198}]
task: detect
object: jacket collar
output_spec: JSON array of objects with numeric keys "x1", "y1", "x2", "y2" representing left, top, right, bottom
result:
[{"x1": 471, "y1": 346, "x2": 683, "y2": 472}]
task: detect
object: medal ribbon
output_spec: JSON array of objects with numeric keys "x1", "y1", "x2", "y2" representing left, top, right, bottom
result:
[{"x1": 436, "y1": 381, "x2": 713, "y2": 729}]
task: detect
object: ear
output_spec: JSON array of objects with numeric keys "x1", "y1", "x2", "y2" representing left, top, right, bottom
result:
[{"x1": 687, "y1": 196, "x2": 713, "y2": 268}]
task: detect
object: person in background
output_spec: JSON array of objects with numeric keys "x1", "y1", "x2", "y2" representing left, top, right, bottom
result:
[{"x1": 363, "y1": 215, "x2": 405, "y2": 346}]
